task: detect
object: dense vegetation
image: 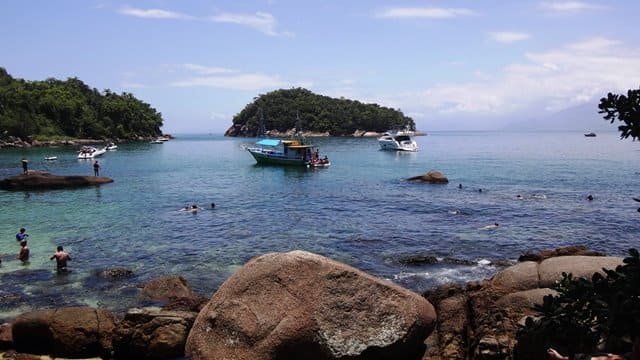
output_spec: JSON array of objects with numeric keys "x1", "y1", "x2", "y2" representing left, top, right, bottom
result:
[
  {"x1": 226, "y1": 88, "x2": 415, "y2": 136},
  {"x1": 516, "y1": 249, "x2": 640, "y2": 359},
  {"x1": 599, "y1": 86, "x2": 640, "y2": 140},
  {"x1": 0, "y1": 67, "x2": 163, "y2": 140}
]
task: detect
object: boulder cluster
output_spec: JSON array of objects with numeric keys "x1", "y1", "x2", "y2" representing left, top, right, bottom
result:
[{"x1": 0, "y1": 248, "x2": 624, "y2": 359}]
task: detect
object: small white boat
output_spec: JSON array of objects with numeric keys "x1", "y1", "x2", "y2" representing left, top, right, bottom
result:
[
  {"x1": 378, "y1": 128, "x2": 419, "y2": 152},
  {"x1": 78, "y1": 146, "x2": 106, "y2": 159},
  {"x1": 44, "y1": 156, "x2": 58, "y2": 161},
  {"x1": 150, "y1": 139, "x2": 163, "y2": 144},
  {"x1": 105, "y1": 143, "x2": 118, "y2": 150}
]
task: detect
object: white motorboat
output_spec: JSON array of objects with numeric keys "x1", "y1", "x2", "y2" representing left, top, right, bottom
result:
[
  {"x1": 44, "y1": 156, "x2": 58, "y2": 161},
  {"x1": 105, "y1": 142, "x2": 118, "y2": 150},
  {"x1": 378, "y1": 129, "x2": 419, "y2": 152},
  {"x1": 78, "y1": 146, "x2": 106, "y2": 159}
]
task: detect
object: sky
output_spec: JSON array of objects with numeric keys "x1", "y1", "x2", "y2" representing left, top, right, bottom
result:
[{"x1": 1, "y1": 1, "x2": 639, "y2": 134}]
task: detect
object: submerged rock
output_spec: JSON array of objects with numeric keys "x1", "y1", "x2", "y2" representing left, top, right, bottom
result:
[
  {"x1": 186, "y1": 250, "x2": 436, "y2": 360},
  {"x1": 139, "y1": 275, "x2": 197, "y2": 302},
  {"x1": 0, "y1": 173, "x2": 113, "y2": 190}
]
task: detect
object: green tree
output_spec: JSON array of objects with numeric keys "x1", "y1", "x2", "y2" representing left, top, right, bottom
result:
[{"x1": 599, "y1": 87, "x2": 640, "y2": 140}]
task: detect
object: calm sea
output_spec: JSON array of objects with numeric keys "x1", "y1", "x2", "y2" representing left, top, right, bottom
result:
[{"x1": 1, "y1": 131, "x2": 639, "y2": 319}]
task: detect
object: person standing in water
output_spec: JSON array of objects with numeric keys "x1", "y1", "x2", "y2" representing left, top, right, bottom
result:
[
  {"x1": 93, "y1": 160, "x2": 100, "y2": 176},
  {"x1": 50, "y1": 245, "x2": 71, "y2": 273},
  {"x1": 18, "y1": 240, "x2": 29, "y2": 263}
]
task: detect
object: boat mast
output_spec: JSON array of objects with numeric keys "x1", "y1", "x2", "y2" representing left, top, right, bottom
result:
[{"x1": 257, "y1": 108, "x2": 266, "y2": 138}]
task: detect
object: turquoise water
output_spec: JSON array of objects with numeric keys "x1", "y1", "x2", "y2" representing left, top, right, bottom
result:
[{"x1": 1, "y1": 132, "x2": 639, "y2": 319}]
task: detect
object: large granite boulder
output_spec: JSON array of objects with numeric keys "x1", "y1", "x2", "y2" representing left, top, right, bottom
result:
[
  {"x1": 186, "y1": 250, "x2": 436, "y2": 360},
  {"x1": 0, "y1": 173, "x2": 113, "y2": 190},
  {"x1": 537, "y1": 255, "x2": 623, "y2": 287},
  {"x1": 11, "y1": 307, "x2": 115, "y2": 358},
  {"x1": 407, "y1": 171, "x2": 449, "y2": 184},
  {"x1": 113, "y1": 308, "x2": 197, "y2": 359}
]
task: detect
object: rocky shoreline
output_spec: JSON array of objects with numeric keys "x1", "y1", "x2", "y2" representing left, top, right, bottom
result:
[
  {"x1": 0, "y1": 135, "x2": 173, "y2": 149},
  {"x1": 0, "y1": 246, "x2": 627, "y2": 359}
]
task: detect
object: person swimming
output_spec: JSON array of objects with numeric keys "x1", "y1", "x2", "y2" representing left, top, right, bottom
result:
[{"x1": 480, "y1": 223, "x2": 500, "y2": 230}]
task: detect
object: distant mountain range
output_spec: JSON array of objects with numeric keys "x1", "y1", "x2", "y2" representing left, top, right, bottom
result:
[{"x1": 502, "y1": 103, "x2": 616, "y2": 132}]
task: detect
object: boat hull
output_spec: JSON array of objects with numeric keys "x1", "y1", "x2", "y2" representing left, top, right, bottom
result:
[{"x1": 248, "y1": 148, "x2": 309, "y2": 166}]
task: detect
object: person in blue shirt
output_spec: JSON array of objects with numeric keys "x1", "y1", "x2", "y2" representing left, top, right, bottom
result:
[{"x1": 16, "y1": 228, "x2": 28, "y2": 242}]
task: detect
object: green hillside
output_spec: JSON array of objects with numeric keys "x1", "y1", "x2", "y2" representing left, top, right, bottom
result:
[
  {"x1": 225, "y1": 88, "x2": 415, "y2": 137},
  {"x1": 0, "y1": 67, "x2": 163, "y2": 140}
]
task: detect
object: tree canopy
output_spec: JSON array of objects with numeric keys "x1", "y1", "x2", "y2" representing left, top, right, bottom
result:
[
  {"x1": 225, "y1": 88, "x2": 415, "y2": 137},
  {"x1": 598, "y1": 86, "x2": 640, "y2": 140},
  {"x1": 0, "y1": 67, "x2": 163, "y2": 140}
]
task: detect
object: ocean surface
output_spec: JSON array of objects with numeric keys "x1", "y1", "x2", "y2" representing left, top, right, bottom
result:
[{"x1": 1, "y1": 131, "x2": 639, "y2": 320}]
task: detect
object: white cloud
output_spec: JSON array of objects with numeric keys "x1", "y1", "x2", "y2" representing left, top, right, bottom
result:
[
  {"x1": 375, "y1": 7, "x2": 478, "y2": 19},
  {"x1": 118, "y1": 6, "x2": 191, "y2": 19},
  {"x1": 210, "y1": 12, "x2": 280, "y2": 36},
  {"x1": 181, "y1": 63, "x2": 235, "y2": 75},
  {"x1": 539, "y1": 1, "x2": 604, "y2": 12},
  {"x1": 489, "y1": 32, "x2": 531, "y2": 44},
  {"x1": 171, "y1": 73, "x2": 285, "y2": 91},
  {"x1": 379, "y1": 37, "x2": 640, "y2": 118}
]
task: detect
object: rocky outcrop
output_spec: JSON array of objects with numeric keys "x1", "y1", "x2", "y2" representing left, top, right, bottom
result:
[
  {"x1": 518, "y1": 245, "x2": 605, "y2": 262},
  {"x1": 423, "y1": 253, "x2": 624, "y2": 359},
  {"x1": 11, "y1": 307, "x2": 115, "y2": 358},
  {"x1": 0, "y1": 173, "x2": 113, "y2": 190},
  {"x1": 186, "y1": 250, "x2": 436, "y2": 360},
  {"x1": 139, "y1": 275, "x2": 197, "y2": 302},
  {"x1": 113, "y1": 308, "x2": 197, "y2": 359},
  {"x1": 407, "y1": 170, "x2": 449, "y2": 184}
]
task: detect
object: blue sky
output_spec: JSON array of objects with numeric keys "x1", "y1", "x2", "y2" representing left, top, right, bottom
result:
[{"x1": 2, "y1": 1, "x2": 639, "y2": 134}]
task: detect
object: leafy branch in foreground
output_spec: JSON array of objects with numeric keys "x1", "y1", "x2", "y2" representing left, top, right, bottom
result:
[
  {"x1": 515, "y1": 249, "x2": 640, "y2": 359},
  {"x1": 599, "y1": 87, "x2": 640, "y2": 141}
]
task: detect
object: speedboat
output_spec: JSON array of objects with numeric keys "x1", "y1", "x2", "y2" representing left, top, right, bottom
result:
[
  {"x1": 78, "y1": 146, "x2": 106, "y2": 159},
  {"x1": 44, "y1": 156, "x2": 58, "y2": 161},
  {"x1": 584, "y1": 132, "x2": 597, "y2": 137},
  {"x1": 378, "y1": 129, "x2": 418, "y2": 151},
  {"x1": 105, "y1": 142, "x2": 118, "y2": 150}
]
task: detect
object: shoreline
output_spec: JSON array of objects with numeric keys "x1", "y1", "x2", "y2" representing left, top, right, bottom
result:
[{"x1": 0, "y1": 246, "x2": 626, "y2": 359}]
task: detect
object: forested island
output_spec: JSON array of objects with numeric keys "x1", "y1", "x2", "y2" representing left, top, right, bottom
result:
[
  {"x1": 224, "y1": 88, "x2": 416, "y2": 137},
  {"x1": 0, "y1": 67, "x2": 163, "y2": 142}
]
